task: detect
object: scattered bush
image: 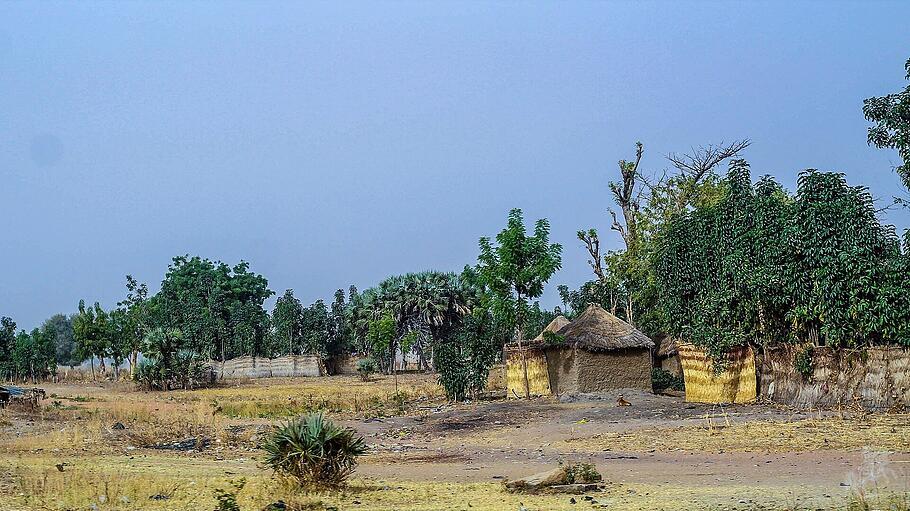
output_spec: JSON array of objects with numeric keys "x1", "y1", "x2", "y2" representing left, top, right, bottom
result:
[
  {"x1": 263, "y1": 412, "x2": 367, "y2": 491},
  {"x1": 563, "y1": 462, "x2": 602, "y2": 484},
  {"x1": 355, "y1": 358, "x2": 376, "y2": 382},
  {"x1": 651, "y1": 368, "x2": 685, "y2": 392}
]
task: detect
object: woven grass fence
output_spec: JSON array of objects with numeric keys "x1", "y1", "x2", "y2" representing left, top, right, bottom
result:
[
  {"x1": 505, "y1": 346, "x2": 551, "y2": 398},
  {"x1": 678, "y1": 343, "x2": 757, "y2": 404}
]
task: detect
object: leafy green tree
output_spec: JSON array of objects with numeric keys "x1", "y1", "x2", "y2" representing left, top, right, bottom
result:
[
  {"x1": 117, "y1": 275, "x2": 150, "y2": 376},
  {"x1": 475, "y1": 208, "x2": 562, "y2": 398},
  {"x1": 352, "y1": 272, "x2": 475, "y2": 373},
  {"x1": 366, "y1": 312, "x2": 396, "y2": 373},
  {"x1": 135, "y1": 327, "x2": 210, "y2": 390},
  {"x1": 43, "y1": 314, "x2": 78, "y2": 367},
  {"x1": 864, "y1": 57, "x2": 910, "y2": 197},
  {"x1": 655, "y1": 161, "x2": 910, "y2": 361},
  {"x1": 12, "y1": 327, "x2": 56, "y2": 382},
  {"x1": 73, "y1": 300, "x2": 111, "y2": 379},
  {"x1": 433, "y1": 305, "x2": 508, "y2": 401},
  {"x1": 327, "y1": 289, "x2": 350, "y2": 369},
  {"x1": 573, "y1": 141, "x2": 747, "y2": 334},
  {"x1": 272, "y1": 289, "x2": 304, "y2": 355},
  {"x1": 0, "y1": 317, "x2": 17, "y2": 381},
  {"x1": 107, "y1": 308, "x2": 134, "y2": 380},
  {"x1": 301, "y1": 299, "x2": 331, "y2": 361},
  {"x1": 150, "y1": 256, "x2": 273, "y2": 360}
]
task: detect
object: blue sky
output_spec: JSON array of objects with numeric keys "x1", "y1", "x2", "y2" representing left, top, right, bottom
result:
[{"x1": 2, "y1": 1, "x2": 909, "y2": 330}]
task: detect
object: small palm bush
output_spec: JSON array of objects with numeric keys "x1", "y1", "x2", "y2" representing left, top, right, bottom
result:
[{"x1": 263, "y1": 412, "x2": 367, "y2": 490}]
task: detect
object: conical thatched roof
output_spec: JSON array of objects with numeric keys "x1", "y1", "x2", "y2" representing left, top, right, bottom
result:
[
  {"x1": 555, "y1": 304, "x2": 653, "y2": 351},
  {"x1": 533, "y1": 315, "x2": 570, "y2": 341},
  {"x1": 655, "y1": 335, "x2": 679, "y2": 357}
]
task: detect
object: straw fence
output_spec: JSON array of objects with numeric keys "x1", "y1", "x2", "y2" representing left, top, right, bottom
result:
[
  {"x1": 210, "y1": 355, "x2": 323, "y2": 379},
  {"x1": 761, "y1": 346, "x2": 910, "y2": 410},
  {"x1": 505, "y1": 346, "x2": 551, "y2": 398},
  {"x1": 678, "y1": 343, "x2": 757, "y2": 404}
]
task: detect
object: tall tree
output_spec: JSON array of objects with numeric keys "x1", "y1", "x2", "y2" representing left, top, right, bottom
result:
[
  {"x1": 0, "y1": 317, "x2": 17, "y2": 381},
  {"x1": 301, "y1": 300, "x2": 330, "y2": 362},
  {"x1": 864, "y1": 57, "x2": 910, "y2": 198},
  {"x1": 476, "y1": 208, "x2": 562, "y2": 398},
  {"x1": 328, "y1": 289, "x2": 350, "y2": 368},
  {"x1": 42, "y1": 314, "x2": 78, "y2": 367},
  {"x1": 117, "y1": 275, "x2": 150, "y2": 376},
  {"x1": 73, "y1": 301, "x2": 111, "y2": 379},
  {"x1": 272, "y1": 289, "x2": 304, "y2": 355}
]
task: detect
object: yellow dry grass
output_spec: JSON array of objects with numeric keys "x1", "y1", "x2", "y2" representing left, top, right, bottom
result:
[
  {"x1": 565, "y1": 413, "x2": 910, "y2": 453},
  {"x1": 191, "y1": 374, "x2": 443, "y2": 419},
  {"x1": 1, "y1": 454, "x2": 903, "y2": 511}
]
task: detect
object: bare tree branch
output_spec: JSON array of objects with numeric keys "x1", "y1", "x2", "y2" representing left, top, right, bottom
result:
[{"x1": 667, "y1": 139, "x2": 752, "y2": 181}]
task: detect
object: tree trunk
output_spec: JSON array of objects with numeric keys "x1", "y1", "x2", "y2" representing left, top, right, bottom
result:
[
  {"x1": 626, "y1": 294, "x2": 634, "y2": 326},
  {"x1": 90, "y1": 357, "x2": 95, "y2": 381}
]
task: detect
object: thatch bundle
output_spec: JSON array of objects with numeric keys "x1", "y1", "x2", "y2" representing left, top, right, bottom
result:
[
  {"x1": 555, "y1": 304, "x2": 653, "y2": 351},
  {"x1": 678, "y1": 343, "x2": 756, "y2": 404},
  {"x1": 505, "y1": 346, "x2": 551, "y2": 398}
]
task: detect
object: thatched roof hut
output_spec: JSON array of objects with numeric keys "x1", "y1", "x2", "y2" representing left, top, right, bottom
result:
[
  {"x1": 554, "y1": 305, "x2": 654, "y2": 351},
  {"x1": 505, "y1": 304, "x2": 655, "y2": 395},
  {"x1": 654, "y1": 334, "x2": 682, "y2": 377},
  {"x1": 533, "y1": 315, "x2": 570, "y2": 341}
]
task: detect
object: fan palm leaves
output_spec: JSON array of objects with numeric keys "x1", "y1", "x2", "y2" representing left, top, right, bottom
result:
[{"x1": 263, "y1": 412, "x2": 367, "y2": 490}]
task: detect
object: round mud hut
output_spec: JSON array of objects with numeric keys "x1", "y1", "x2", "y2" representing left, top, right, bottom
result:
[{"x1": 545, "y1": 304, "x2": 654, "y2": 395}]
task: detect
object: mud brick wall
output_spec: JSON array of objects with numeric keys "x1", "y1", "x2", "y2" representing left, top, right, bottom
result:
[
  {"x1": 761, "y1": 346, "x2": 910, "y2": 410},
  {"x1": 576, "y1": 348, "x2": 652, "y2": 393}
]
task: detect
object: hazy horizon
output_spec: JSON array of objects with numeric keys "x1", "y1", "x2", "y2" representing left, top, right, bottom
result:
[{"x1": 2, "y1": 1, "x2": 909, "y2": 330}]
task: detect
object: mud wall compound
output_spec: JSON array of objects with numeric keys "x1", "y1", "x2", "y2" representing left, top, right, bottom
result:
[
  {"x1": 760, "y1": 346, "x2": 910, "y2": 410},
  {"x1": 210, "y1": 355, "x2": 323, "y2": 379}
]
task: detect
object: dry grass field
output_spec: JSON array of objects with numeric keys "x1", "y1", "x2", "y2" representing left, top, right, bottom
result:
[{"x1": 1, "y1": 374, "x2": 908, "y2": 511}]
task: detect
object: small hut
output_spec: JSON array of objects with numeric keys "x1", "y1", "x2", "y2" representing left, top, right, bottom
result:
[
  {"x1": 544, "y1": 304, "x2": 654, "y2": 394},
  {"x1": 534, "y1": 315, "x2": 570, "y2": 341},
  {"x1": 654, "y1": 335, "x2": 681, "y2": 377},
  {"x1": 545, "y1": 305, "x2": 654, "y2": 394}
]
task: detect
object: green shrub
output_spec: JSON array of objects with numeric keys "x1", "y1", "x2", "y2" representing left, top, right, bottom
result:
[
  {"x1": 651, "y1": 368, "x2": 685, "y2": 392},
  {"x1": 263, "y1": 412, "x2": 367, "y2": 490},
  {"x1": 355, "y1": 358, "x2": 376, "y2": 382},
  {"x1": 563, "y1": 462, "x2": 602, "y2": 484},
  {"x1": 794, "y1": 346, "x2": 814, "y2": 381}
]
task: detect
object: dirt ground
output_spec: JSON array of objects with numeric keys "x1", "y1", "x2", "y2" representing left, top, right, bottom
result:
[{"x1": 1, "y1": 375, "x2": 908, "y2": 510}]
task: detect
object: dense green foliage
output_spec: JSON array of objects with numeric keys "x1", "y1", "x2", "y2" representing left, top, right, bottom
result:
[
  {"x1": 864, "y1": 57, "x2": 910, "y2": 194},
  {"x1": 263, "y1": 412, "x2": 367, "y2": 490},
  {"x1": 45, "y1": 314, "x2": 78, "y2": 367},
  {"x1": 655, "y1": 161, "x2": 910, "y2": 359},
  {"x1": 0, "y1": 317, "x2": 18, "y2": 380},
  {"x1": 150, "y1": 256, "x2": 273, "y2": 361},
  {"x1": 271, "y1": 289, "x2": 305, "y2": 355},
  {"x1": 73, "y1": 300, "x2": 112, "y2": 377}
]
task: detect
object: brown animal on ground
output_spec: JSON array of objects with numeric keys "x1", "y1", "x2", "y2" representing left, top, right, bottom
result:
[{"x1": 616, "y1": 395, "x2": 631, "y2": 407}]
